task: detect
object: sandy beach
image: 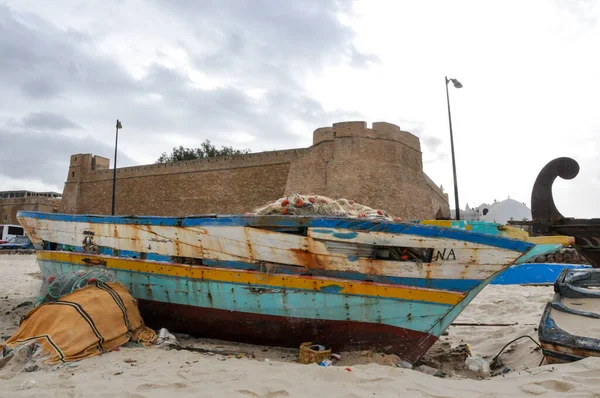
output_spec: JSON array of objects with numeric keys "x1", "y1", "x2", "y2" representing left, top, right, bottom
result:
[{"x1": 2, "y1": 254, "x2": 600, "y2": 397}]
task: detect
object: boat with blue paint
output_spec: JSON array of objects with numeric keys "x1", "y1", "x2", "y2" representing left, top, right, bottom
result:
[
  {"x1": 491, "y1": 263, "x2": 591, "y2": 285},
  {"x1": 539, "y1": 268, "x2": 600, "y2": 363},
  {"x1": 17, "y1": 210, "x2": 567, "y2": 363}
]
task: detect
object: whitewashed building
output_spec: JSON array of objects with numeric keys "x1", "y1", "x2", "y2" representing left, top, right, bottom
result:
[{"x1": 451, "y1": 198, "x2": 531, "y2": 224}]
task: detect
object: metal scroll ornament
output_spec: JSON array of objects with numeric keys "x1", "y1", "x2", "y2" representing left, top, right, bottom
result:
[{"x1": 529, "y1": 157, "x2": 600, "y2": 268}]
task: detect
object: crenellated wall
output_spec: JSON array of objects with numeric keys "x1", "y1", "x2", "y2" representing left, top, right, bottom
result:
[{"x1": 59, "y1": 121, "x2": 450, "y2": 219}]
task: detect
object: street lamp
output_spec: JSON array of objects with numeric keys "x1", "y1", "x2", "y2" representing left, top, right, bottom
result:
[
  {"x1": 111, "y1": 119, "x2": 123, "y2": 216},
  {"x1": 445, "y1": 76, "x2": 462, "y2": 220}
]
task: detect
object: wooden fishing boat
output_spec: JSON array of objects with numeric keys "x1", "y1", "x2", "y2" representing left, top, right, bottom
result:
[
  {"x1": 539, "y1": 268, "x2": 600, "y2": 363},
  {"x1": 508, "y1": 157, "x2": 600, "y2": 268},
  {"x1": 17, "y1": 211, "x2": 565, "y2": 363}
]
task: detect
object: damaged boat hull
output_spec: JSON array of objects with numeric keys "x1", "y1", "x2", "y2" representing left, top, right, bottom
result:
[
  {"x1": 539, "y1": 268, "x2": 600, "y2": 363},
  {"x1": 19, "y1": 211, "x2": 563, "y2": 363}
]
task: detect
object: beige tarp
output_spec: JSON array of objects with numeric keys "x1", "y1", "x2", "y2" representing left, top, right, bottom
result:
[{"x1": 0, "y1": 282, "x2": 157, "y2": 364}]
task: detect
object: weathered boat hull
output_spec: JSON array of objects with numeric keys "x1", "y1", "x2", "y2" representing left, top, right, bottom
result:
[
  {"x1": 20, "y1": 211, "x2": 564, "y2": 363},
  {"x1": 538, "y1": 303, "x2": 600, "y2": 364},
  {"x1": 539, "y1": 268, "x2": 600, "y2": 363}
]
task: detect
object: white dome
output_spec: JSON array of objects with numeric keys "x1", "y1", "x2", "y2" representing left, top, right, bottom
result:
[{"x1": 481, "y1": 198, "x2": 531, "y2": 224}]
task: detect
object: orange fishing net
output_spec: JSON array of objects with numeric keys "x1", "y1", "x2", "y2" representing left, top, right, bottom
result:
[{"x1": 249, "y1": 193, "x2": 401, "y2": 221}]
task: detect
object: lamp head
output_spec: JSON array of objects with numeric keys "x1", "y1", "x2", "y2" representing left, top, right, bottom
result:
[{"x1": 450, "y1": 79, "x2": 462, "y2": 88}]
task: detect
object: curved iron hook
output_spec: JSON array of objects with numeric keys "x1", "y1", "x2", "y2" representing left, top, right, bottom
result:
[{"x1": 531, "y1": 157, "x2": 579, "y2": 222}]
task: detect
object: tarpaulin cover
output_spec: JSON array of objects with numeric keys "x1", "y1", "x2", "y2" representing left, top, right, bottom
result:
[{"x1": 0, "y1": 282, "x2": 157, "y2": 364}]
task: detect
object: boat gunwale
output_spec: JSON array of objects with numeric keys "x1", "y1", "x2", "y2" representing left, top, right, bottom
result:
[
  {"x1": 17, "y1": 210, "x2": 539, "y2": 254},
  {"x1": 554, "y1": 268, "x2": 600, "y2": 299}
]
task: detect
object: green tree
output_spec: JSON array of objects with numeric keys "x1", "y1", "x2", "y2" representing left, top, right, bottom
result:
[{"x1": 156, "y1": 140, "x2": 251, "y2": 163}]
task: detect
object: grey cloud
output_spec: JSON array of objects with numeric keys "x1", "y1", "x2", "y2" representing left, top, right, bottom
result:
[
  {"x1": 0, "y1": 1, "x2": 370, "y2": 189},
  {"x1": 153, "y1": 0, "x2": 370, "y2": 87},
  {"x1": 399, "y1": 121, "x2": 445, "y2": 153},
  {"x1": 0, "y1": 128, "x2": 134, "y2": 189},
  {"x1": 131, "y1": 72, "x2": 335, "y2": 148},
  {"x1": 424, "y1": 151, "x2": 448, "y2": 164},
  {"x1": 21, "y1": 78, "x2": 62, "y2": 99},
  {"x1": 349, "y1": 47, "x2": 381, "y2": 68},
  {"x1": 422, "y1": 136, "x2": 443, "y2": 149},
  {"x1": 21, "y1": 112, "x2": 82, "y2": 131},
  {"x1": 0, "y1": 5, "x2": 136, "y2": 101},
  {"x1": 396, "y1": 119, "x2": 425, "y2": 135}
]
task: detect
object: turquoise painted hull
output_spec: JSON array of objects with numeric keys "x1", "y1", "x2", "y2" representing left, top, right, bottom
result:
[{"x1": 38, "y1": 259, "x2": 453, "y2": 335}]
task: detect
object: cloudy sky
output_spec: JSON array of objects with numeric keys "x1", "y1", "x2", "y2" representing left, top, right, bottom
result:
[{"x1": 1, "y1": 0, "x2": 599, "y2": 217}]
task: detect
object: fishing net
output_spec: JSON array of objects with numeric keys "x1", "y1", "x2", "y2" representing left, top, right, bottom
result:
[
  {"x1": 248, "y1": 193, "x2": 401, "y2": 221},
  {"x1": 35, "y1": 268, "x2": 117, "y2": 307}
]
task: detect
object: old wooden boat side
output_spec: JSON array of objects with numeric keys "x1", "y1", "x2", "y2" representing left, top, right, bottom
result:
[
  {"x1": 539, "y1": 268, "x2": 600, "y2": 363},
  {"x1": 420, "y1": 219, "x2": 585, "y2": 285},
  {"x1": 17, "y1": 210, "x2": 565, "y2": 363}
]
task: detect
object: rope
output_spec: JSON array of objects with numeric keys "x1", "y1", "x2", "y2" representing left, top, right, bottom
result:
[{"x1": 491, "y1": 335, "x2": 545, "y2": 367}]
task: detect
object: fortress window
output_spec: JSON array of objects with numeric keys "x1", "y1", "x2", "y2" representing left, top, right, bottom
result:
[{"x1": 72, "y1": 171, "x2": 75, "y2": 177}]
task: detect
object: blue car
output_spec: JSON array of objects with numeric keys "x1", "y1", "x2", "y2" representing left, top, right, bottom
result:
[{"x1": 0, "y1": 235, "x2": 34, "y2": 250}]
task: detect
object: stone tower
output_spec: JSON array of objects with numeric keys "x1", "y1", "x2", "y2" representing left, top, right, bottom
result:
[
  {"x1": 285, "y1": 121, "x2": 448, "y2": 219},
  {"x1": 60, "y1": 154, "x2": 110, "y2": 214}
]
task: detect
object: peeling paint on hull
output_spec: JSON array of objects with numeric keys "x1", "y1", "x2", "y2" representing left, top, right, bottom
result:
[{"x1": 17, "y1": 211, "x2": 567, "y2": 363}]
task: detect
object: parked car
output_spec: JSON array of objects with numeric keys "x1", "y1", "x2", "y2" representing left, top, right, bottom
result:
[
  {"x1": 0, "y1": 224, "x2": 26, "y2": 243},
  {"x1": 0, "y1": 235, "x2": 34, "y2": 250}
]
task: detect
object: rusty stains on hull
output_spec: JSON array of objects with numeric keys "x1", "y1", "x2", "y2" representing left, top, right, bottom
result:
[
  {"x1": 290, "y1": 247, "x2": 321, "y2": 269},
  {"x1": 82, "y1": 257, "x2": 107, "y2": 266}
]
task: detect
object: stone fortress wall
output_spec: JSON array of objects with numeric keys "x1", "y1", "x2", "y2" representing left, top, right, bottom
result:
[{"x1": 59, "y1": 121, "x2": 450, "y2": 219}]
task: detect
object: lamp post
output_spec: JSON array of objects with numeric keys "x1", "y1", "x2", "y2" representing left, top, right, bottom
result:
[
  {"x1": 445, "y1": 76, "x2": 462, "y2": 220},
  {"x1": 111, "y1": 119, "x2": 122, "y2": 216}
]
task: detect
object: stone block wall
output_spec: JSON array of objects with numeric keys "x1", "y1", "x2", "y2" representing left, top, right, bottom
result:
[
  {"x1": 59, "y1": 121, "x2": 450, "y2": 219},
  {"x1": 1, "y1": 197, "x2": 60, "y2": 225}
]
